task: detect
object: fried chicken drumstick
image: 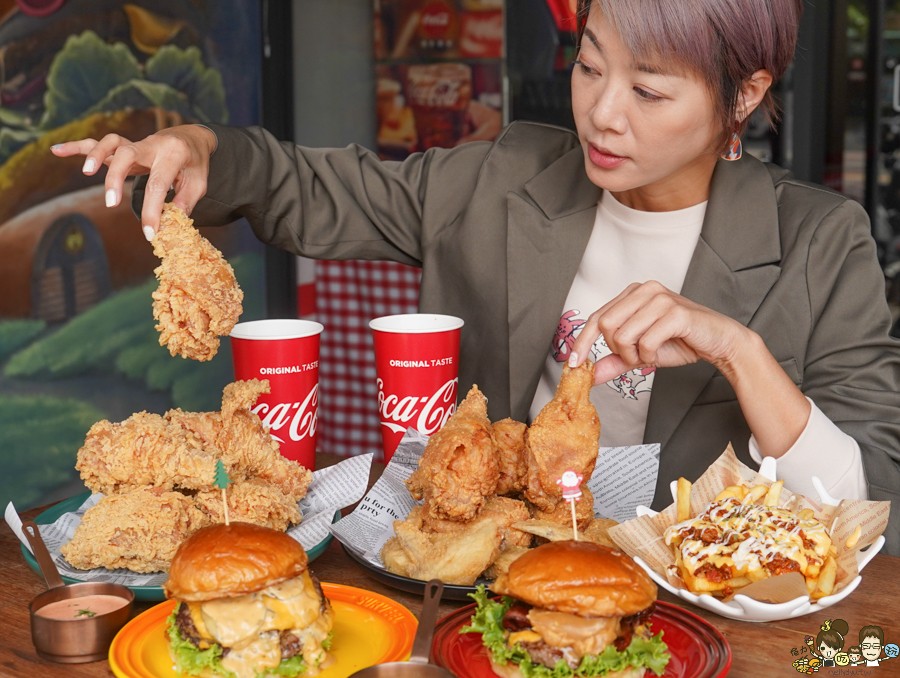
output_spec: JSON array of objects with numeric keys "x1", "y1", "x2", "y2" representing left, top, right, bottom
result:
[
  {"x1": 524, "y1": 361, "x2": 600, "y2": 511},
  {"x1": 152, "y1": 203, "x2": 243, "y2": 361}
]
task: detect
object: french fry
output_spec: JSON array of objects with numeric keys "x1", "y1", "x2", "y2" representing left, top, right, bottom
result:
[
  {"x1": 764, "y1": 480, "x2": 784, "y2": 507},
  {"x1": 845, "y1": 525, "x2": 861, "y2": 550},
  {"x1": 812, "y1": 556, "x2": 837, "y2": 599},
  {"x1": 798, "y1": 508, "x2": 815, "y2": 520},
  {"x1": 715, "y1": 485, "x2": 746, "y2": 502},
  {"x1": 743, "y1": 484, "x2": 768, "y2": 505},
  {"x1": 676, "y1": 477, "x2": 692, "y2": 522}
]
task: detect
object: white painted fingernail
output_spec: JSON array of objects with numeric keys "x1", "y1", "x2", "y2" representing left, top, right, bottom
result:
[
  {"x1": 143, "y1": 226, "x2": 155, "y2": 242},
  {"x1": 568, "y1": 352, "x2": 578, "y2": 368},
  {"x1": 83, "y1": 158, "x2": 96, "y2": 173},
  {"x1": 51, "y1": 144, "x2": 63, "y2": 150},
  {"x1": 105, "y1": 188, "x2": 117, "y2": 207}
]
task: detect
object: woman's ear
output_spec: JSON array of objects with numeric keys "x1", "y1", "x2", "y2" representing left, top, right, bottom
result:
[{"x1": 738, "y1": 69, "x2": 774, "y2": 122}]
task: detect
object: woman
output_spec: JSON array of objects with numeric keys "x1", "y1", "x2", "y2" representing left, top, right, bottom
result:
[{"x1": 53, "y1": 0, "x2": 900, "y2": 553}]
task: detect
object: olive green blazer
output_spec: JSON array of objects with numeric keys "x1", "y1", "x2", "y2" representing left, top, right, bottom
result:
[{"x1": 137, "y1": 121, "x2": 900, "y2": 554}]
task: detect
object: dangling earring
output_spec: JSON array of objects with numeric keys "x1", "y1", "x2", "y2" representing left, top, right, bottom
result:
[{"x1": 722, "y1": 132, "x2": 742, "y2": 161}]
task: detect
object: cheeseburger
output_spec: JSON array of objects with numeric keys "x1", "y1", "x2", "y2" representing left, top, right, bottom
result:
[
  {"x1": 164, "y1": 523, "x2": 334, "y2": 678},
  {"x1": 465, "y1": 541, "x2": 669, "y2": 678}
]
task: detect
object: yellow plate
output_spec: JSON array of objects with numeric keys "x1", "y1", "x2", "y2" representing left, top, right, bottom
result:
[{"x1": 109, "y1": 583, "x2": 417, "y2": 678}]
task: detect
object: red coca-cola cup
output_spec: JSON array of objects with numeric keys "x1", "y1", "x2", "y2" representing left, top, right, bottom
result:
[
  {"x1": 230, "y1": 319, "x2": 324, "y2": 470},
  {"x1": 369, "y1": 313, "x2": 464, "y2": 463}
]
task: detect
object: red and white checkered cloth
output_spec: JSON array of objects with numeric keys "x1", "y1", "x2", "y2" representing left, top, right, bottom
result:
[{"x1": 306, "y1": 259, "x2": 422, "y2": 461}]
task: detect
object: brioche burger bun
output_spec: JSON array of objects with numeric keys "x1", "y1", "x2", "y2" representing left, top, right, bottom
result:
[
  {"x1": 163, "y1": 522, "x2": 334, "y2": 678},
  {"x1": 464, "y1": 541, "x2": 670, "y2": 678}
]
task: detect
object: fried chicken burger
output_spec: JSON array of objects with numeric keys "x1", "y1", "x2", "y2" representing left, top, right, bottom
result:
[
  {"x1": 164, "y1": 522, "x2": 334, "y2": 678},
  {"x1": 464, "y1": 541, "x2": 669, "y2": 678}
]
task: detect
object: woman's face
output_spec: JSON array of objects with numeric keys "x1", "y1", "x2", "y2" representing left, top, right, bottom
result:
[
  {"x1": 571, "y1": 6, "x2": 723, "y2": 209},
  {"x1": 819, "y1": 643, "x2": 837, "y2": 659}
]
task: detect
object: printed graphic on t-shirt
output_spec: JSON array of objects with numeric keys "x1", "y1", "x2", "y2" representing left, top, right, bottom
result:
[{"x1": 552, "y1": 309, "x2": 655, "y2": 400}]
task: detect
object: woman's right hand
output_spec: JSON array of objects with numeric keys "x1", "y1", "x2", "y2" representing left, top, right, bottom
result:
[{"x1": 51, "y1": 124, "x2": 217, "y2": 241}]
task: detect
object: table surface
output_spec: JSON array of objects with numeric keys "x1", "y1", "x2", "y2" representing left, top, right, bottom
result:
[{"x1": 2, "y1": 453, "x2": 898, "y2": 678}]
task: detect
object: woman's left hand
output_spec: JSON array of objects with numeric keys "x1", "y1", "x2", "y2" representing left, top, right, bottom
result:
[{"x1": 569, "y1": 280, "x2": 750, "y2": 383}]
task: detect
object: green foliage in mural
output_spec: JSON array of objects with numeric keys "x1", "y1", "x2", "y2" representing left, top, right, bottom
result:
[
  {"x1": 0, "y1": 395, "x2": 106, "y2": 508},
  {"x1": 5, "y1": 253, "x2": 263, "y2": 412},
  {"x1": 0, "y1": 320, "x2": 46, "y2": 361},
  {"x1": 0, "y1": 31, "x2": 228, "y2": 167},
  {"x1": 41, "y1": 32, "x2": 142, "y2": 130}
]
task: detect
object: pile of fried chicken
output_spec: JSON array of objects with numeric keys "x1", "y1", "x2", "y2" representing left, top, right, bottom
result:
[
  {"x1": 61, "y1": 380, "x2": 312, "y2": 574},
  {"x1": 151, "y1": 203, "x2": 243, "y2": 361},
  {"x1": 381, "y1": 361, "x2": 617, "y2": 585}
]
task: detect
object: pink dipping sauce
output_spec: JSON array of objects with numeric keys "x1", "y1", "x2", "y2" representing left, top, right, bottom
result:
[{"x1": 35, "y1": 594, "x2": 129, "y2": 620}]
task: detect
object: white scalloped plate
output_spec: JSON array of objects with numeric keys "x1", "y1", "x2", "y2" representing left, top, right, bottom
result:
[{"x1": 633, "y1": 457, "x2": 885, "y2": 622}]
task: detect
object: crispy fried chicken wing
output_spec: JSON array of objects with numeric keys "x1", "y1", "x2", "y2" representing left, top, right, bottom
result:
[
  {"x1": 61, "y1": 488, "x2": 209, "y2": 573},
  {"x1": 75, "y1": 412, "x2": 217, "y2": 495},
  {"x1": 422, "y1": 495, "x2": 532, "y2": 548},
  {"x1": 76, "y1": 380, "x2": 312, "y2": 501},
  {"x1": 492, "y1": 418, "x2": 527, "y2": 496},
  {"x1": 152, "y1": 203, "x2": 243, "y2": 361},
  {"x1": 405, "y1": 385, "x2": 499, "y2": 521},
  {"x1": 194, "y1": 478, "x2": 302, "y2": 531},
  {"x1": 524, "y1": 362, "x2": 600, "y2": 511},
  {"x1": 380, "y1": 505, "x2": 502, "y2": 585}
]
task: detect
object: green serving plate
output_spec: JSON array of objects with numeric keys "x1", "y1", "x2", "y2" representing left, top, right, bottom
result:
[{"x1": 20, "y1": 491, "x2": 337, "y2": 601}]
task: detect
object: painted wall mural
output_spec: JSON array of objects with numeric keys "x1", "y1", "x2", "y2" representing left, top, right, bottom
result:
[{"x1": 0, "y1": 0, "x2": 265, "y2": 510}]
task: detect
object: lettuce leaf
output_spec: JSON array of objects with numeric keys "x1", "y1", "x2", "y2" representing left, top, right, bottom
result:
[
  {"x1": 461, "y1": 586, "x2": 670, "y2": 678},
  {"x1": 265, "y1": 654, "x2": 307, "y2": 677},
  {"x1": 166, "y1": 607, "x2": 235, "y2": 678}
]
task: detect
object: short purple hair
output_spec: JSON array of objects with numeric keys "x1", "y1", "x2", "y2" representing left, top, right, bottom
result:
[{"x1": 576, "y1": 0, "x2": 802, "y2": 147}]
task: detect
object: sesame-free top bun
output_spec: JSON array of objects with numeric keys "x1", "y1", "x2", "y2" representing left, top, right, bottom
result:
[
  {"x1": 164, "y1": 522, "x2": 309, "y2": 602},
  {"x1": 491, "y1": 541, "x2": 656, "y2": 618}
]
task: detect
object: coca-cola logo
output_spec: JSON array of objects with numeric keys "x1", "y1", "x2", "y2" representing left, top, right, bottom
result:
[
  {"x1": 252, "y1": 385, "x2": 318, "y2": 443},
  {"x1": 419, "y1": 1, "x2": 453, "y2": 39},
  {"x1": 409, "y1": 79, "x2": 463, "y2": 109},
  {"x1": 377, "y1": 377, "x2": 457, "y2": 435}
]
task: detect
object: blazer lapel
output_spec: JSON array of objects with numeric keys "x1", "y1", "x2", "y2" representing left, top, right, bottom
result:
[
  {"x1": 507, "y1": 147, "x2": 601, "y2": 419},
  {"x1": 644, "y1": 156, "x2": 784, "y2": 449}
]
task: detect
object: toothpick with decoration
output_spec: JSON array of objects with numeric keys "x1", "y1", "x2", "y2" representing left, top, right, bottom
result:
[
  {"x1": 556, "y1": 470, "x2": 584, "y2": 541},
  {"x1": 214, "y1": 459, "x2": 232, "y2": 525}
]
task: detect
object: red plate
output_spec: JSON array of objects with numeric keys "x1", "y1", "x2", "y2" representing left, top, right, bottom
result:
[{"x1": 432, "y1": 600, "x2": 731, "y2": 678}]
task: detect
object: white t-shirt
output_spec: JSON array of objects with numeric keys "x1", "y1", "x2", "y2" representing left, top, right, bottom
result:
[{"x1": 530, "y1": 191, "x2": 867, "y2": 500}]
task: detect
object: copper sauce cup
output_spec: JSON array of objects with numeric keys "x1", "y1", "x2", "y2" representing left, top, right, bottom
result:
[{"x1": 23, "y1": 520, "x2": 134, "y2": 663}]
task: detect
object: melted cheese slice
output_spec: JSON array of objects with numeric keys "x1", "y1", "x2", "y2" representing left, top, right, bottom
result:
[
  {"x1": 527, "y1": 609, "x2": 619, "y2": 659},
  {"x1": 220, "y1": 631, "x2": 281, "y2": 678},
  {"x1": 201, "y1": 594, "x2": 267, "y2": 648}
]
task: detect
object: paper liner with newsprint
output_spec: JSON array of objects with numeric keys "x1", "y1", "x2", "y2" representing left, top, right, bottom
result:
[
  {"x1": 330, "y1": 428, "x2": 662, "y2": 568},
  {"x1": 607, "y1": 444, "x2": 890, "y2": 604},
  {"x1": 6, "y1": 453, "x2": 373, "y2": 587}
]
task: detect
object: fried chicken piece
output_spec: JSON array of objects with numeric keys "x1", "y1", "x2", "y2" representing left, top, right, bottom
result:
[
  {"x1": 166, "y1": 380, "x2": 313, "y2": 501},
  {"x1": 406, "y1": 385, "x2": 499, "y2": 522},
  {"x1": 76, "y1": 412, "x2": 217, "y2": 495},
  {"x1": 380, "y1": 505, "x2": 502, "y2": 585},
  {"x1": 61, "y1": 488, "x2": 209, "y2": 573},
  {"x1": 524, "y1": 362, "x2": 600, "y2": 511},
  {"x1": 483, "y1": 545, "x2": 530, "y2": 580},
  {"x1": 152, "y1": 203, "x2": 243, "y2": 361},
  {"x1": 528, "y1": 486, "x2": 594, "y2": 530},
  {"x1": 76, "y1": 380, "x2": 312, "y2": 502},
  {"x1": 492, "y1": 418, "x2": 527, "y2": 496},
  {"x1": 194, "y1": 478, "x2": 302, "y2": 531},
  {"x1": 422, "y1": 496, "x2": 532, "y2": 548},
  {"x1": 582, "y1": 517, "x2": 619, "y2": 549}
]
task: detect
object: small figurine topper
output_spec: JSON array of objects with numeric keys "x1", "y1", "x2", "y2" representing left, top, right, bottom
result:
[
  {"x1": 214, "y1": 459, "x2": 232, "y2": 525},
  {"x1": 556, "y1": 470, "x2": 584, "y2": 540}
]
